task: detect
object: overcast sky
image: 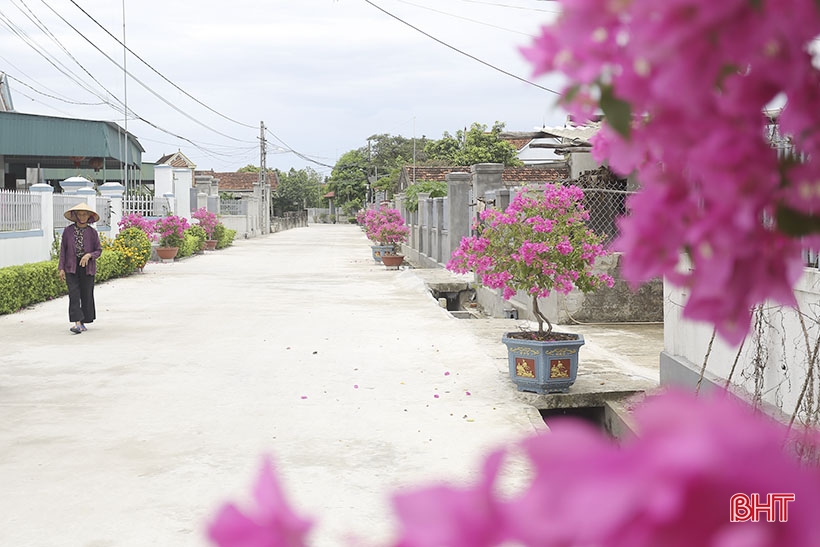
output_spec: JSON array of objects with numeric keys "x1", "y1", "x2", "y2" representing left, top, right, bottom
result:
[{"x1": 0, "y1": 0, "x2": 565, "y2": 177}]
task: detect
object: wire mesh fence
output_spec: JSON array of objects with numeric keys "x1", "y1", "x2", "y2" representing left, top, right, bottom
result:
[{"x1": 580, "y1": 187, "x2": 633, "y2": 247}]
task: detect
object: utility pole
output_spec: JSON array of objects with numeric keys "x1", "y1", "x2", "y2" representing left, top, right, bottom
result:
[{"x1": 259, "y1": 121, "x2": 267, "y2": 185}]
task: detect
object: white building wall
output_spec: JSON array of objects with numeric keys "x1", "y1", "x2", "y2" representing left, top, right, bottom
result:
[
  {"x1": 173, "y1": 168, "x2": 193, "y2": 220},
  {"x1": 662, "y1": 268, "x2": 820, "y2": 419}
]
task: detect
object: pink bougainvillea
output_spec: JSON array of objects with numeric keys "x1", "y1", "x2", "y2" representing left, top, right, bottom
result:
[
  {"x1": 447, "y1": 184, "x2": 612, "y2": 335},
  {"x1": 208, "y1": 457, "x2": 313, "y2": 547},
  {"x1": 364, "y1": 207, "x2": 410, "y2": 247},
  {"x1": 207, "y1": 390, "x2": 820, "y2": 546},
  {"x1": 520, "y1": 0, "x2": 820, "y2": 344}
]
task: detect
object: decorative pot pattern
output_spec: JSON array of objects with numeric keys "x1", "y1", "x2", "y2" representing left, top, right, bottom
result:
[
  {"x1": 371, "y1": 245, "x2": 395, "y2": 263},
  {"x1": 501, "y1": 333, "x2": 585, "y2": 394}
]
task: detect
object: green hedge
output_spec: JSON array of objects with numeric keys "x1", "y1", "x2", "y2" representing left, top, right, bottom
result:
[
  {"x1": 213, "y1": 223, "x2": 237, "y2": 249},
  {"x1": 177, "y1": 231, "x2": 200, "y2": 258},
  {"x1": 0, "y1": 248, "x2": 135, "y2": 315}
]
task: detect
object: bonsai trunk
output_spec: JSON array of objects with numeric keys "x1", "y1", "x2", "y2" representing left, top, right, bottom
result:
[{"x1": 532, "y1": 294, "x2": 553, "y2": 336}]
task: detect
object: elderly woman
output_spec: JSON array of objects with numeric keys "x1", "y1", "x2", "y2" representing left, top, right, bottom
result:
[{"x1": 58, "y1": 203, "x2": 102, "y2": 334}]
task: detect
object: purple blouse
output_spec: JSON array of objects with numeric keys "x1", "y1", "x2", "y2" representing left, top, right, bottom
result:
[{"x1": 58, "y1": 224, "x2": 102, "y2": 276}]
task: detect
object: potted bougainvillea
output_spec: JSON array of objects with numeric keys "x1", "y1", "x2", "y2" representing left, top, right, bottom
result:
[
  {"x1": 193, "y1": 207, "x2": 219, "y2": 250},
  {"x1": 154, "y1": 215, "x2": 190, "y2": 261},
  {"x1": 447, "y1": 184, "x2": 613, "y2": 393},
  {"x1": 363, "y1": 207, "x2": 409, "y2": 265}
]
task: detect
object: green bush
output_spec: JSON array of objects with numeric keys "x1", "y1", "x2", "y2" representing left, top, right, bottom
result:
[
  {"x1": 404, "y1": 180, "x2": 448, "y2": 212},
  {"x1": 0, "y1": 261, "x2": 65, "y2": 314},
  {"x1": 0, "y1": 248, "x2": 139, "y2": 315},
  {"x1": 187, "y1": 225, "x2": 207, "y2": 250},
  {"x1": 213, "y1": 223, "x2": 237, "y2": 249},
  {"x1": 95, "y1": 249, "x2": 127, "y2": 283},
  {"x1": 113, "y1": 227, "x2": 152, "y2": 271},
  {"x1": 177, "y1": 231, "x2": 200, "y2": 258}
]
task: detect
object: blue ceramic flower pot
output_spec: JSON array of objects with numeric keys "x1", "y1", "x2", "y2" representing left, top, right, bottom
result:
[{"x1": 501, "y1": 333, "x2": 585, "y2": 394}]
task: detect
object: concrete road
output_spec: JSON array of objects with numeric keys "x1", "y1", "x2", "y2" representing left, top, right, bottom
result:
[{"x1": 1, "y1": 224, "x2": 566, "y2": 547}]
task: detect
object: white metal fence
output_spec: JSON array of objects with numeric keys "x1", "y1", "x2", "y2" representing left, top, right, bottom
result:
[
  {"x1": 53, "y1": 194, "x2": 87, "y2": 230},
  {"x1": 0, "y1": 189, "x2": 41, "y2": 232},
  {"x1": 124, "y1": 195, "x2": 155, "y2": 217}
]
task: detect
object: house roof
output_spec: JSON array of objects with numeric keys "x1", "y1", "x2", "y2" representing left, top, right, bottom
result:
[
  {"x1": 399, "y1": 165, "x2": 569, "y2": 186},
  {"x1": 156, "y1": 150, "x2": 196, "y2": 169},
  {"x1": 0, "y1": 110, "x2": 144, "y2": 170},
  {"x1": 532, "y1": 123, "x2": 601, "y2": 144},
  {"x1": 195, "y1": 170, "x2": 279, "y2": 191}
]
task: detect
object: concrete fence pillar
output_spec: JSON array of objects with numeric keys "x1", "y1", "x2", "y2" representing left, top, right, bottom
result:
[
  {"x1": 471, "y1": 163, "x2": 504, "y2": 226},
  {"x1": 497, "y1": 188, "x2": 511, "y2": 211},
  {"x1": 99, "y1": 182, "x2": 125, "y2": 238},
  {"x1": 446, "y1": 171, "x2": 471, "y2": 260},
  {"x1": 417, "y1": 192, "x2": 431, "y2": 255},
  {"x1": 207, "y1": 195, "x2": 219, "y2": 214},
  {"x1": 29, "y1": 183, "x2": 53, "y2": 260},
  {"x1": 60, "y1": 176, "x2": 93, "y2": 195},
  {"x1": 433, "y1": 197, "x2": 445, "y2": 263}
]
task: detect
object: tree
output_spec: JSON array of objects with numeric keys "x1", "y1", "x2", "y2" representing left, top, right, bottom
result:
[
  {"x1": 237, "y1": 164, "x2": 260, "y2": 173},
  {"x1": 424, "y1": 122, "x2": 523, "y2": 167},
  {"x1": 327, "y1": 150, "x2": 368, "y2": 209},
  {"x1": 272, "y1": 167, "x2": 323, "y2": 214}
]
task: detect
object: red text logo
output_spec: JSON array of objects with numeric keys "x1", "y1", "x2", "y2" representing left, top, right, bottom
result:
[{"x1": 730, "y1": 493, "x2": 795, "y2": 522}]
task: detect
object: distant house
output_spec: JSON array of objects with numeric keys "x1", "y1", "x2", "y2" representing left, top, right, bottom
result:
[
  {"x1": 156, "y1": 150, "x2": 196, "y2": 170},
  {"x1": 397, "y1": 164, "x2": 569, "y2": 192},
  {"x1": 195, "y1": 170, "x2": 279, "y2": 197}
]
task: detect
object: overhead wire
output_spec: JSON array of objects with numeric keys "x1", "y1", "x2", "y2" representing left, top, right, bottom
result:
[
  {"x1": 454, "y1": 0, "x2": 560, "y2": 13},
  {"x1": 67, "y1": 0, "x2": 258, "y2": 131},
  {"x1": 362, "y1": 0, "x2": 560, "y2": 95},
  {"x1": 393, "y1": 0, "x2": 532, "y2": 36},
  {"x1": 37, "y1": 0, "x2": 257, "y2": 144},
  {"x1": 5, "y1": 73, "x2": 105, "y2": 105}
]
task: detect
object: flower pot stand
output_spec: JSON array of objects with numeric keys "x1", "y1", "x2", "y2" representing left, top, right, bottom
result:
[
  {"x1": 381, "y1": 254, "x2": 404, "y2": 269},
  {"x1": 371, "y1": 245, "x2": 394, "y2": 263},
  {"x1": 501, "y1": 333, "x2": 585, "y2": 394}
]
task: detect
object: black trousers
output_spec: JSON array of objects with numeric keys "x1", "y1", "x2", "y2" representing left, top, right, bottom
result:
[{"x1": 66, "y1": 259, "x2": 96, "y2": 324}]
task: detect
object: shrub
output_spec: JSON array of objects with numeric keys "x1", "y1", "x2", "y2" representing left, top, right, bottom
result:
[
  {"x1": 213, "y1": 223, "x2": 236, "y2": 249},
  {"x1": 113, "y1": 227, "x2": 152, "y2": 271},
  {"x1": 95, "y1": 249, "x2": 127, "y2": 283},
  {"x1": 187, "y1": 225, "x2": 207, "y2": 251},
  {"x1": 0, "y1": 248, "x2": 142, "y2": 315},
  {"x1": 404, "y1": 180, "x2": 448, "y2": 212},
  {"x1": 177, "y1": 231, "x2": 200, "y2": 258}
]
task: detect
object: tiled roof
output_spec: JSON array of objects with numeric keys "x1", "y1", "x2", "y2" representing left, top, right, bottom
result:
[
  {"x1": 401, "y1": 165, "x2": 569, "y2": 185},
  {"x1": 195, "y1": 170, "x2": 279, "y2": 191},
  {"x1": 155, "y1": 150, "x2": 196, "y2": 168},
  {"x1": 502, "y1": 137, "x2": 532, "y2": 151}
]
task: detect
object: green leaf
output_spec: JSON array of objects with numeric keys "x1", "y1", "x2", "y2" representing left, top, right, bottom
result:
[
  {"x1": 775, "y1": 205, "x2": 820, "y2": 237},
  {"x1": 599, "y1": 85, "x2": 632, "y2": 140}
]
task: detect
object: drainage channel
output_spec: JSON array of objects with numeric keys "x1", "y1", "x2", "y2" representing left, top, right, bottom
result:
[{"x1": 539, "y1": 401, "x2": 637, "y2": 440}]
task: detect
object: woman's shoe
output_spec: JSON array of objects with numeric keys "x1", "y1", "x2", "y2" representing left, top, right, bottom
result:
[
  {"x1": 79, "y1": 324, "x2": 87, "y2": 332},
  {"x1": 70, "y1": 326, "x2": 82, "y2": 334}
]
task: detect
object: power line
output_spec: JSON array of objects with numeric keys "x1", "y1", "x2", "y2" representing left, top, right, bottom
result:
[
  {"x1": 38, "y1": 0, "x2": 257, "y2": 144},
  {"x1": 362, "y1": 0, "x2": 560, "y2": 95},
  {"x1": 5, "y1": 73, "x2": 105, "y2": 105},
  {"x1": 394, "y1": 0, "x2": 532, "y2": 36},
  {"x1": 68, "y1": 0, "x2": 257, "y2": 131},
  {"x1": 454, "y1": 0, "x2": 560, "y2": 13}
]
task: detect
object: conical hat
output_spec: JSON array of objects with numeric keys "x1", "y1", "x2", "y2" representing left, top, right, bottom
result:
[{"x1": 64, "y1": 202, "x2": 100, "y2": 223}]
